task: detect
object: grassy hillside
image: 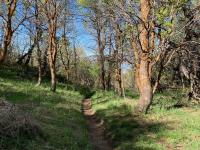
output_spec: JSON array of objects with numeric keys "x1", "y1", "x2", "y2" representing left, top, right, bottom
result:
[
  {"x1": 91, "y1": 91, "x2": 200, "y2": 150},
  {"x1": 1, "y1": 65, "x2": 200, "y2": 150},
  {"x1": 0, "y1": 66, "x2": 93, "y2": 150}
]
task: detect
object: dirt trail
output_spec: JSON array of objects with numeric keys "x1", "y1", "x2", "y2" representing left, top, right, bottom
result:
[{"x1": 82, "y1": 99, "x2": 113, "y2": 150}]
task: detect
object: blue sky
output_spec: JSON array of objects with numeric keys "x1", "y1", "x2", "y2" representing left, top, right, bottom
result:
[
  {"x1": 14, "y1": 15, "x2": 95, "y2": 57},
  {"x1": 75, "y1": 17, "x2": 96, "y2": 56},
  {"x1": 8, "y1": 0, "x2": 95, "y2": 57}
]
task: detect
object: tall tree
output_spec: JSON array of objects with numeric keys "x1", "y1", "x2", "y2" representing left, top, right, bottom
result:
[
  {"x1": 78, "y1": 0, "x2": 107, "y2": 90},
  {"x1": 43, "y1": 0, "x2": 65, "y2": 92},
  {"x1": 134, "y1": 0, "x2": 154, "y2": 113},
  {"x1": 0, "y1": 0, "x2": 31, "y2": 64}
]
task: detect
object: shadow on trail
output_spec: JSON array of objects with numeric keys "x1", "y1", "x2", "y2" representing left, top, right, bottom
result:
[{"x1": 95, "y1": 104, "x2": 170, "y2": 150}]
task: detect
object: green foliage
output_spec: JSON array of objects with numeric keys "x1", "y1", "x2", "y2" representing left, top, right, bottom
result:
[
  {"x1": 78, "y1": 0, "x2": 94, "y2": 7},
  {"x1": 88, "y1": 63, "x2": 99, "y2": 79},
  {"x1": 157, "y1": 7, "x2": 170, "y2": 23},
  {"x1": 156, "y1": 0, "x2": 189, "y2": 37}
]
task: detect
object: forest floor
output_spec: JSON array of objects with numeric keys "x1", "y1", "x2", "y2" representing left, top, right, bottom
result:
[
  {"x1": 0, "y1": 65, "x2": 93, "y2": 150},
  {"x1": 0, "y1": 65, "x2": 200, "y2": 150},
  {"x1": 91, "y1": 91, "x2": 200, "y2": 150},
  {"x1": 82, "y1": 99, "x2": 112, "y2": 150}
]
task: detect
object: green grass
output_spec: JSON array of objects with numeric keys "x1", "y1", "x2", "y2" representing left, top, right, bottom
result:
[
  {"x1": 1, "y1": 65, "x2": 200, "y2": 150},
  {"x1": 91, "y1": 90, "x2": 200, "y2": 150},
  {"x1": 0, "y1": 66, "x2": 93, "y2": 150}
]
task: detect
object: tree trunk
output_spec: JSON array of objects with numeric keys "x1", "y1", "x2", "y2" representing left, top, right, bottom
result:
[
  {"x1": 73, "y1": 42, "x2": 78, "y2": 80},
  {"x1": 99, "y1": 55, "x2": 106, "y2": 90},
  {"x1": 153, "y1": 65, "x2": 163, "y2": 93},
  {"x1": 116, "y1": 66, "x2": 123, "y2": 96},
  {"x1": 60, "y1": 48, "x2": 69, "y2": 81},
  {"x1": 17, "y1": 42, "x2": 36, "y2": 65},
  {"x1": 106, "y1": 65, "x2": 112, "y2": 90},
  {"x1": 48, "y1": 21, "x2": 57, "y2": 92},
  {"x1": 106, "y1": 36, "x2": 112, "y2": 90},
  {"x1": 0, "y1": 0, "x2": 17, "y2": 64},
  {"x1": 50, "y1": 63, "x2": 56, "y2": 92},
  {"x1": 98, "y1": 36, "x2": 106, "y2": 90},
  {"x1": 48, "y1": 48, "x2": 57, "y2": 92},
  {"x1": 136, "y1": 59, "x2": 153, "y2": 113},
  {"x1": 60, "y1": 18, "x2": 70, "y2": 81},
  {"x1": 0, "y1": 19, "x2": 12, "y2": 64},
  {"x1": 134, "y1": 0, "x2": 153, "y2": 113},
  {"x1": 35, "y1": 0, "x2": 42, "y2": 86},
  {"x1": 42, "y1": 48, "x2": 48, "y2": 76},
  {"x1": 115, "y1": 24, "x2": 123, "y2": 96},
  {"x1": 25, "y1": 46, "x2": 33, "y2": 66},
  {"x1": 37, "y1": 64, "x2": 42, "y2": 86},
  {"x1": 36, "y1": 43, "x2": 42, "y2": 86},
  {"x1": 97, "y1": 25, "x2": 106, "y2": 90},
  {"x1": 48, "y1": 34, "x2": 57, "y2": 92},
  {"x1": 153, "y1": 59, "x2": 164, "y2": 93}
]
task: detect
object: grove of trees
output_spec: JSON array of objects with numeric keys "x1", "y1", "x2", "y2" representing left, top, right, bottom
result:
[{"x1": 0, "y1": 0, "x2": 200, "y2": 114}]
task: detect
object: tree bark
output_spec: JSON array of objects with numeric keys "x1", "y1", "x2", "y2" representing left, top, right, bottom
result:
[
  {"x1": 48, "y1": 35, "x2": 57, "y2": 92},
  {"x1": 35, "y1": 0, "x2": 42, "y2": 86},
  {"x1": 135, "y1": 0, "x2": 153, "y2": 113},
  {"x1": 115, "y1": 65, "x2": 123, "y2": 97},
  {"x1": 98, "y1": 30, "x2": 106, "y2": 90},
  {"x1": 48, "y1": 20, "x2": 57, "y2": 92},
  {"x1": 0, "y1": 17, "x2": 13, "y2": 64},
  {"x1": 106, "y1": 58, "x2": 112, "y2": 90},
  {"x1": 152, "y1": 49, "x2": 169, "y2": 93},
  {"x1": 73, "y1": 42, "x2": 78, "y2": 80},
  {"x1": 136, "y1": 59, "x2": 153, "y2": 113},
  {"x1": 114, "y1": 24, "x2": 123, "y2": 96},
  {"x1": 153, "y1": 62, "x2": 164, "y2": 93},
  {"x1": 99, "y1": 53, "x2": 106, "y2": 90},
  {"x1": 42, "y1": 48, "x2": 48, "y2": 76},
  {"x1": 50, "y1": 62, "x2": 56, "y2": 92},
  {"x1": 106, "y1": 36, "x2": 112, "y2": 90},
  {"x1": 0, "y1": 0, "x2": 17, "y2": 64},
  {"x1": 36, "y1": 42, "x2": 42, "y2": 86}
]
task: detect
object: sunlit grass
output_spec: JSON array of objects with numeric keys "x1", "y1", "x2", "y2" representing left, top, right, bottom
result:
[
  {"x1": 1, "y1": 65, "x2": 200, "y2": 150},
  {"x1": 0, "y1": 66, "x2": 93, "y2": 150},
  {"x1": 91, "y1": 90, "x2": 200, "y2": 150}
]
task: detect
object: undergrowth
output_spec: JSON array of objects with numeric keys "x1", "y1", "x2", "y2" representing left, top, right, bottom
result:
[
  {"x1": 91, "y1": 90, "x2": 200, "y2": 150},
  {"x1": 0, "y1": 65, "x2": 93, "y2": 150}
]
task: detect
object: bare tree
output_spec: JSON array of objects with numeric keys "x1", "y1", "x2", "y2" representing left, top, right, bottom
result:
[
  {"x1": 42, "y1": 0, "x2": 65, "y2": 92},
  {"x1": 0, "y1": 0, "x2": 31, "y2": 64}
]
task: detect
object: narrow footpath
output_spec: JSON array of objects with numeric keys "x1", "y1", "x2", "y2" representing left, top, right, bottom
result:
[{"x1": 82, "y1": 99, "x2": 113, "y2": 150}]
